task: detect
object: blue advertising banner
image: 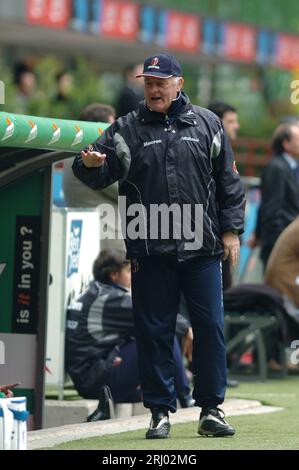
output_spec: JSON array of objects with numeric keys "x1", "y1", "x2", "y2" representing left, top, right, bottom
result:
[
  {"x1": 90, "y1": 0, "x2": 101, "y2": 34},
  {"x1": 70, "y1": 0, "x2": 101, "y2": 33},
  {"x1": 139, "y1": 5, "x2": 156, "y2": 43},
  {"x1": 67, "y1": 220, "x2": 83, "y2": 278},
  {"x1": 256, "y1": 30, "x2": 277, "y2": 65},
  {"x1": 202, "y1": 18, "x2": 217, "y2": 55},
  {"x1": 156, "y1": 9, "x2": 168, "y2": 47},
  {"x1": 70, "y1": 0, "x2": 89, "y2": 32}
]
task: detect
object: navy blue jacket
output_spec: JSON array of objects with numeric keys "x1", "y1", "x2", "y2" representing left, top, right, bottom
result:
[{"x1": 73, "y1": 94, "x2": 245, "y2": 261}]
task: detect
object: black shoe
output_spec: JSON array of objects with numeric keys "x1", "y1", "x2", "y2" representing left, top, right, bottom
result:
[
  {"x1": 145, "y1": 408, "x2": 170, "y2": 439},
  {"x1": 178, "y1": 393, "x2": 195, "y2": 408},
  {"x1": 227, "y1": 378, "x2": 239, "y2": 388},
  {"x1": 198, "y1": 407, "x2": 235, "y2": 437},
  {"x1": 86, "y1": 385, "x2": 115, "y2": 422}
]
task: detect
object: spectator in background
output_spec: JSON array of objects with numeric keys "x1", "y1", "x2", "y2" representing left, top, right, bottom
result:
[
  {"x1": 265, "y1": 217, "x2": 299, "y2": 308},
  {"x1": 13, "y1": 62, "x2": 36, "y2": 114},
  {"x1": 115, "y1": 63, "x2": 144, "y2": 117},
  {"x1": 207, "y1": 102, "x2": 241, "y2": 388},
  {"x1": 63, "y1": 102, "x2": 124, "y2": 251},
  {"x1": 208, "y1": 101, "x2": 240, "y2": 291},
  {"x1": 264, "y1": 217, "x2": 299, "y2": 370},
  {"x1": 54, "y1": 71, "x2": 74, "y2": 103},
  {"x1": 208, "y1": 102, "x2": 240, "y2": 142},
  {"x1": 251, "y1": 123, "x2": 299, "y2": 268}
]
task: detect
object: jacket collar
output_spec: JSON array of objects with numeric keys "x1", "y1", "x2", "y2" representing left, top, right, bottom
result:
[
  {"x1": 282, "y1": 152, "x2": 298, "y2": 170},
  {"x1": 94, "y1": 280, "x2": 129, "y2": 293},
  {"x1": 138, "y1": 92, "x2": 197, "y2": 126}
]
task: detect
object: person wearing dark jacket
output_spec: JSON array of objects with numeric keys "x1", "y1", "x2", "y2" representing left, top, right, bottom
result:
[
  {"x1": 208, "y1": 101, "x2": 240, "y2": 291},
  {"x1": 65, "y1": 250, "x2": 137, "y2": 404},
  {"x1": 65, "y1": 249, "x2": 193, "y2": 420},
  {"x1": 208, "y1": 101, "x2": 240, "y2": 142},
  {"x1": 73, "y1": 53, "x2": 245, "y2": 438},
  {"x1": 252, "y1": 123, "x2": 299, "y2": 267},
  {"x1": 115, "y1": 63, "x2": 144, "y2": 118}
]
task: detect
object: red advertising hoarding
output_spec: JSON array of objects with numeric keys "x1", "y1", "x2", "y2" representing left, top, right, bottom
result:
[
  {"x1": 223, "y1": 23, "x2": 256, "y2": 62},
  {"x1": 100, "y1": 0, "x2": 139, "y2": 40},
  {"x1": 166, "y1": 11, "x2": 200, "y2": 53},
  {"x1": 26, "y1": 0, "x2": 70, "y2": 29},
  {"x1": 26, "y1": 0, "x2": 47, "y2": 25},
  {"x1": 275, "y1": 34, "x2": 299, "y2": 69}
]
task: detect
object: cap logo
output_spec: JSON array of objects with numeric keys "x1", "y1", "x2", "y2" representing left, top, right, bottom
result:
[
  {"x1": 136, "y1": 54, "x2": 181, "y2": 77},
  {"x1": 148, "y1": 57, "x2": 160, "y2": 69}
]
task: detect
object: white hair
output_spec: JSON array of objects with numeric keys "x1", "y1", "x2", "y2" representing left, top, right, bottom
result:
[{"x1": 172, "y1": 76, "x2": 181, "y2": 85}]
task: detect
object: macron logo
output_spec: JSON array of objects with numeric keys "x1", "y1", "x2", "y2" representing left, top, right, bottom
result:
[
  {"x1": 144, "y1": 139, "x2": 162, "y2": 147},
  {"x1": 181, "y1": 137, "x2": 199, "y2": 142}
]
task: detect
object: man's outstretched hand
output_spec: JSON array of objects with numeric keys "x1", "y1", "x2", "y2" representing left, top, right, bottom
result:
[{"x1": 81, "y1": 146, "x2": 106, "y2": 168}]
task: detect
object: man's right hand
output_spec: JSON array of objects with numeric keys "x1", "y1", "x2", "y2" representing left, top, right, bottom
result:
[{"x1": 81, "y1": 149, "x2": 106, "y2": 168}]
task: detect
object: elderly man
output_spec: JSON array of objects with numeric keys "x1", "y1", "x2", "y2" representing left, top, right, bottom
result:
[{"x1": 73, "y1": 53, "x2": 245, "y2": 439}]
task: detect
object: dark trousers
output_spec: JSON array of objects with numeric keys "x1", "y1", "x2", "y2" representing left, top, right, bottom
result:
[
  {"x1": 222, "y1": 258, "x2": 232, "y2": 290},
  {"x1": 131, "y1": 255, "x2": 227, "y2": 412},
  {"x1": 104, "y1": 337, "x2": 190, "y2": 404},
  {"x1": 105, "y1": 340, "x2": 141, "y2": 403}
]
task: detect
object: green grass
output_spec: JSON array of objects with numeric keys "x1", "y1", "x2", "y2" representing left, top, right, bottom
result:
[{"x1": 48, "y1": 377, "x2": 299, "y2": 450}]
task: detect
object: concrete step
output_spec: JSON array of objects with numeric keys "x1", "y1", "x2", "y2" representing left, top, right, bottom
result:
[{"x1": 44, "y1": 400, "x2": 148, "y2": 428}]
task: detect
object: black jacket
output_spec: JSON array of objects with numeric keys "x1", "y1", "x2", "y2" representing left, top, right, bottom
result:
[
  {"x1": 65, "y1": 281, "x2": 134, "y2": 396},
  {"x1": 73, "y1": 94, "x2": 245, "y2": 261},
  {"x1": 258, "y1": 155, "x2": 299, "y2": 263}
]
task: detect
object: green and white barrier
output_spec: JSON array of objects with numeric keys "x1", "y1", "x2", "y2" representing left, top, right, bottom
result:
[{"x1": 0, "y1": 111, "x2": 109, "y2": 152}]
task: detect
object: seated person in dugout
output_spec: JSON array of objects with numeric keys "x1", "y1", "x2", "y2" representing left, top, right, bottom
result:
[
  {"x1": 65, "y1": 250, "x2": 194, "y2": 420},
  {"x1": 265, "y1": 216, "x2": 299, "y2": 309},
  {"x1": 265, "y1": 216, "x2": 299, "y2": 369}
]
